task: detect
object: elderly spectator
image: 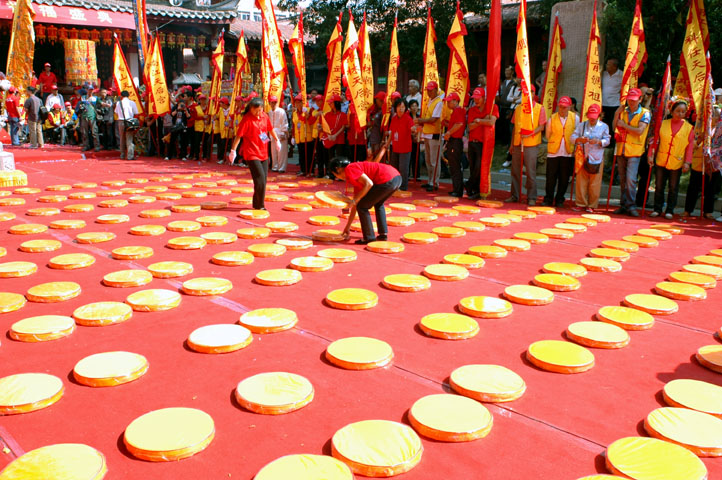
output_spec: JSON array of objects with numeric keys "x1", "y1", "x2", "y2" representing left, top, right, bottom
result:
[
  {"x1": 601, "y1": 58, "x2": 623, "y2": 133},
  {"x1": 405, "y1": 80, "x2": 422, "y2": 107},
  {"x1": 571, "y1": 104, "x2": 610, "y2": 212}
]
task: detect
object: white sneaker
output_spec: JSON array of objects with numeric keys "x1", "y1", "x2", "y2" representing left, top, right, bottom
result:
[
  {"x1": 649, "y1": 211, "x2": 659, "y2": 217},
  {"x1": 502, "y1": 160, "x2": 511, "y2": 168},
  {"x1": 716, "y1": 216, "x2": 722, "y2": 222},
  {"x1": 164, "y1": 157, "x2": 169, "y2": 161},
  {"x1": 664, "y1": 213, "x2": 673, "y2": 220}
]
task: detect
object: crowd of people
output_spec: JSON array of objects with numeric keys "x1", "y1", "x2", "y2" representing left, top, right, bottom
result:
[{"x1": 3, "y1": 57, "x2": 722, "y2": 220}]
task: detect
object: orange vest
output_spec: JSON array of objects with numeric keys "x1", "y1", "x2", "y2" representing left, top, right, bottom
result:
[
  {"x1": 655, "y1": 119, "x2": 693, "y2": 170},
  {"x1": 422, "y1": 95, "x2": 443, "y2": 135},
  {"x1": 615, "y1": 107, "x2": 650, "y2": 157},
  {"x1": 547, "y1": 112, "x2": 576, "y2": 155},
  {"x1": 512, "y1": 103, "x2": 543, "y2": 147}
]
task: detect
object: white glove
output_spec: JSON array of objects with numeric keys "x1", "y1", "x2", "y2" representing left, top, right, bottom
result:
[
  {"x1": 275, "y1": 140, "x2": 282, "y2": 152},
  {"x1": 228, "y1": 150, "x2": 236, "y2": 163}
]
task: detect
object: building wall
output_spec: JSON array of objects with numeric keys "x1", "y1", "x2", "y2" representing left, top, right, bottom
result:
[{"x1": 551, "y1": 0, "x2": 605, "y2": 103}]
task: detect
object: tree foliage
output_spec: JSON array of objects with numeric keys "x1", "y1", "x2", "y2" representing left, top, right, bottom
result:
[
  {"x1": 277, "y1": 0, "x2": 489, "y2": 78},
  {"x1": 600, "y1": 0, "x2": 721, "y2": 89}
]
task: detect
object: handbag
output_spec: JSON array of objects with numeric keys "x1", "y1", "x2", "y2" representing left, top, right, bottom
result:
[
  {"x1": 120, "y1": 99, "x2": 140, "y2": 130},
  {"x1": 577, "y1": 121, "x2": 601, "y2": 175}
]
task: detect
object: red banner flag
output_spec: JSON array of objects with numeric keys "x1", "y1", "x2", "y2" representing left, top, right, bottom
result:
[
  {"x1": 581, "y1": 0, "x2": 602, "y2": 122},
  {"x1": 648, "y1": 55, "x2": 672, "y2": 160},
  {"x1": 288, "y1": 13, "x2": 307, "y2": 108},
  {"x1": 541, "y1": 13, "x2": 565, "y2": 120},
  {"x1": 620, "y1": 0, "x2": 647, "y2": 102},
  {"x1": 482, "y1": 0, "x2": 501, "y2": 117}
]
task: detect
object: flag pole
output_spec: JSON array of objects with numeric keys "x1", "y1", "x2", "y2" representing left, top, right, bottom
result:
[{"x1": 605, "y1": 155, "x2": 616, "y2": 211}]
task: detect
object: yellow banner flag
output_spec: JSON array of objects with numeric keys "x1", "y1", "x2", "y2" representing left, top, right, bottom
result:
[
  {"x1": 358, "y1": 13, "x2": 374, "y2": 120},
  {"x1": 6, "y1": 0, "x2": 35, "y2": 94},
  {"x1": 289, "y1": 13, "x2": 307, "y2": 107},
  {"x1": 541, "y1": 14, "x2": 564, "y2": 120},
  {"x1": 680, "y1": 0, "x2": 708, "y2": 114},
  {"x1": 343, "y1": 13, "x2": 368, "y2": 128},
  {"x1": 383, "y1": 15, "x2": 400, "y2": 128},
  {"x1": 514, "y1": 0, "x2": 535, "y2": 132},
  {"x1": 207, "y1": 33, "x2": 225, "y2": 117},
  {"x1": 445, "y1": 1, "x2": 469, "y2": 112},
  {"x1": 261, "y1": 19, "x2": 285, "y2": 109},
  {"x1": 673, "y1": 65, "x2": 691, "y2": 99},
  {"x1": 581, "y1": 0, "x2": 601, "y2": 122},
  {"x1": 323, "y1": 11, "x2": 344, "y2": 115},
  {"x1": 146, "y1": 36, "x2": 171, "y2": 117},
  {"x1": 620, "y1": 0, "x2": 646, "y2": 102},
  {"x1": 112, "y1": 34, "x2": 144, "y2": 115},
  {"x1": 421, "y1": 7, "x2": 440, "y2": 115},
  {"x1": 230, "y1": 31, "x2": 248, "y2": 115},
  {"x1": 255, "y1": 0, "x2": 286, "y2": 76}
]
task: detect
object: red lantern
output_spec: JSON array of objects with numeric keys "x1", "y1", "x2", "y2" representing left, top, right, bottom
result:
[
  {"x1": 176, "y1": 33, "x2": 186, "y2": 47},
  {"x1": 47, "y1": 24, "x2": 58, "y2": 43},
  {"x1": 101, "y1": 29, "x2": 112, "y2": 45},
  {"x1": 122, "y1": 30, "x2": 133, "y2": 45},
  {"x1": 58, "y1": 27, "x2": 69, "y2": 40},
  {"x1": 167, "y1": 32, "x2": 176, "y2": 47},
  {"x1": 90, "y1": 29, "x2": 100, "y2": 42},
  {"x1": 35, "y1": 24, "x2": 46, "y2": 43},
  {"x1": 79, "y1": 29, "x2": 90, "y2": 40},
  {"x1": 159, "y1": 32, "x2": 166, "y2": 46},
  {"x1": 68, "y1": 29, "x2": 78, "y2": 39}
]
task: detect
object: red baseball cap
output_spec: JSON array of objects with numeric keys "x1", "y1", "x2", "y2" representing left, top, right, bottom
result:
[
  {"x1": 219, "y1": 97, "x2": 229, "y2": 104},
  {"x1": 627, "y1": 88, "x2": 642, "y2": 101},
  {"x1": 64, "y1": 101, "x2": 71, "y2": 106},
  {"x1": 52, "y1": 103, "x2": 61, "y2": 109},
  {"x1": 374, "y1": 91, "x2": 387, "y2": 100},
  {"x1": 51, "y1": 84, "x2": 58, "y2": 90},
  {"x1": 471, "y1": 87, "x2": 485, "y2": 99},
  {"x1": 8, "y1": 87, "x2": 17, "y2": 93},
  {"x1": 390, "y1": 91, "x2": 402, "y2": 100},
  {"x1": 44, "y1": 62, "x2": 51, "y2": 67},
  {"x1": 328, "y1": 94, "x2": 342, "y2": 102},
  {"x1": 313, "y1": 94, "x2": 324, "y2": 102},
  {"x1": 198, "y1": 94, "x2": 207, "y2": 100},
  {"x1": 268, "y1": 95, "x2": 278, "y2": 102},
  {"x1": 586, "y1": 104, "x2": 601, "y2": 119},
  {"x1": 443, "y1": 92, "x2": 460, "y2": 102},
  {"x1": 558, "y1": 96, "x2": 572, "y2": 107},
  {"x1": 235, "y1": 95, "x2": 244, "y2": 102},
  {"x1": 425, "y1": 80, "x2": 439, "y2": 90},
  {"x1": 293, "y1": 93, "x2": 304, "y2": 101}
]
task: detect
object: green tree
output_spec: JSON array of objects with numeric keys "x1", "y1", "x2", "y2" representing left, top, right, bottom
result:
[
  {"x1": 277, "y1": 0, "x2": 489, "y2": 79},
  {"x1": 600, "y1": 0, "x2": 721, "y2": 88}
]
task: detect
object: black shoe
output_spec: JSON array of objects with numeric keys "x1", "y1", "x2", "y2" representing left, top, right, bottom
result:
[
  {"x1": 468, "y1": 193, "x2": 481, "y2": 200},
  {"x1": 450, "y1": 192, "x2": 463, "y2": 198},
  {"x1": 355, "y1": 238, "x2": 375, "y2": 245},
  {"x1": 542, "y1": 200, "x2": 554, "y2": 207},
  {"x1": 377, "y1": 234, "x2": 388, "y2": 241},
  {"x1": 528, "y1": 200, "x2": 537, "y2": 206},
  {"x1": 628, "y1": 209, "x2": 640, "y2": 217},
  {"x1": 554, "y1": 200, "x2": 565, "y2": 208},
  {"x1": 420, "y1": 183, "x2": 431, "y2": 189},
  {"x1": 503, "y1": 196, "x2": 518, "y2": 203},
  {"x1": 613, "y1": 207, "x2": 626, "y2": 215}
]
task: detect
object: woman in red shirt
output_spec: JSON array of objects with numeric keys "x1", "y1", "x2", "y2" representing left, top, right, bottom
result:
[
  {"x1": 229, "y1": 97, "x2": 281, "y2": 210},
  {"x1": 386, "y1": 98, "x2": 415, "y2": 190},
  {"x1": 319, "y1": 95, "x2": 347, "y2": 178},
  {"x1": 331, "y1": 157, "x2": 401, "y2": 244}
]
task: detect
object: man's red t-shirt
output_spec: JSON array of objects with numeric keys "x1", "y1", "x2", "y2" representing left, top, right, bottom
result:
[
  {"x1": 448, "y1": 106, "x2": 467, "y2": 139},
  {"x1": 389, "y1": 112, "x2": 414, "y2": 154},
  {"x1": 237, "y1": 111, "x2": 273, "y2": 161},
  {"x1": 38, "y1": 71, "x2": 57, "y2": 93},
  {"x1": 5, "y1": 96, "x2": 20, "y2": 118},
  {"x1": 467, "y1": 104, "x2": 499, "y2": 142},
  {"x1": 345, "y1": 161, "x2": 400, "y2": 192},
  {"x1": 323, "y1": 110, "x2": 347, "y2": 146}
]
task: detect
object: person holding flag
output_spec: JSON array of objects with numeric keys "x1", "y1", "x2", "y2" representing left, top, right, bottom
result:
[
  {"x1": 467, "y1": 87, "x2": 498, "y2": 200},
  {"x1": 292, "y1": 93, "x2": 314, "y2": 176},
  {"x1": 416, "y1": 81, "x2": 444, "y2": 191},
  {"x1": 543, "y1": 96, "x2": 578, "y2": 207},
  {"x1": 571, "y1": 104, "x2": 610, "y2": 212},
  {"x1": 318, "y1": 94, "x2": 347, "y2": 178},
  {"x1": 612, "y1": 87, "x2": 651, "y2": 216},
  {"x1": 442, "y1": 92, "x2": 467, "y2": 197},
  {"x1": 506, "y1": 85, "x2": 546, "y2": 205},
  {"x1": 648, "y1": 99, "x2": 694, "y2": 219}
]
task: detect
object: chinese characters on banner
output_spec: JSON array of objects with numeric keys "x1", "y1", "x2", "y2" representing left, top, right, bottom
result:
[
  {"x1": 383, "y1": 15, "x2": 400, "y2": 128},
  {"x1": 342, "y1": 13, "x2": 368, "y2": 128},
  {"x1": 514, "y1": 0, "x2": 535, "y2": 131},
  {"x1": 63, "y1": 39, "x2": 98, "y2": 85},
  {"x1": 620, "y1": 0, "x2": 647, "y2": 102},
  {"x1": 581, "y1": 0, "x2": 601, "y2": 122},
  {"x1": 112, "y1": 34, "x2": 144, "y2": 115},
  {"x1": 421, "y1": 7, "x2": 440, "y2": 115},
  {"x1": 323, "y1": 11, "x2": 344, "y2": 115},
  {"x1": 541, "y1": 14, "x2": 564, "y2": 120},
  {"x1": 444, "y1": 1, "x2": 470, "y2": 114}
]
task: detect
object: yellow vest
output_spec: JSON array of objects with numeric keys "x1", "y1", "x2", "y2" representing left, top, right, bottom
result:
[
  {"x1": 615, "y1": 107, "x2": 651, "y2": 157},
  {"x1": 512, "y1": 104, "x2": 543, "y2": 147},
  {"x1": 292, "y1": 111, "x2": 314, "y2": 143},
  {"x1": 44, "y1": 111, "x2": 62, "y2": 129},
  {"x1": 655, "y1": 119, "x2": 693, "y2": 170},
  {"x1": 193, "y1": 104, "x2": 205, "y2": 133},
  {"x1": 547, "y1": 112, "x2": 576, "y2": 155},
  {"x1": 422, "y1": 95, "x2": 443, "y2": 135}
]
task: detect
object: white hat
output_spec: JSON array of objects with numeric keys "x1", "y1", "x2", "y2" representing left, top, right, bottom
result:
[{"x1": 715, "y1": 88, "x2": 722, "y2": 96}]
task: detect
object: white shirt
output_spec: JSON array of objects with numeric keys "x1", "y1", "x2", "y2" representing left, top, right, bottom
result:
[
  {"x1": 406, "y1": 92, "x2": 422, "y2": 107},
  {"x1": 269, "y1": 106, "x2": 288, "y2": 138},
  {"x1": 547, "y1": 113, "x2": 580, "y2": 158},
  {"x1": 507, "y1": 86, "x2": 521, "y2": 108},
  {"x1": 601, "y1": 69, "x2": 623, "y2": 107},
  {"x1": 45, "y1": 93, "x2": 65, "y2": 111},
  {"x1": 114, "y1": 97, "x2": 138, "y2": 120}
]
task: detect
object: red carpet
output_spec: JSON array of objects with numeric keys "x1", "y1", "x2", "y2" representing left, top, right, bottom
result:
[{"x1": 0, "y1": 155, "x2": 721, "y2": 478}]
